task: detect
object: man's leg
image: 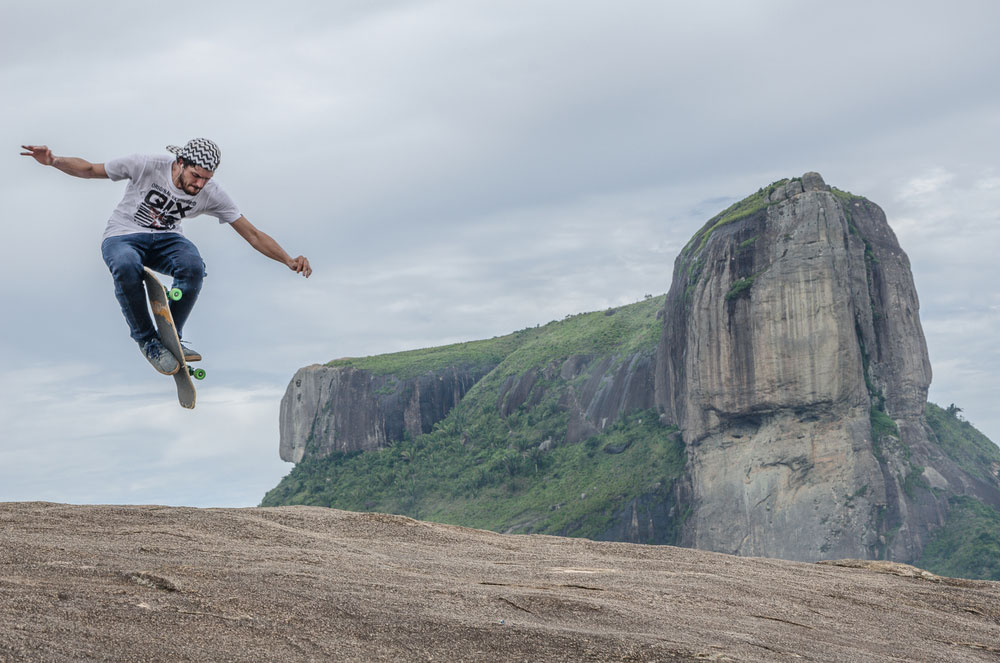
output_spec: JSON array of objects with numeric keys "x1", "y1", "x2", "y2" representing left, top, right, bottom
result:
[
  {"x1": 101, "y1": 235, "x2": 157, "y2": 344},
  {"x1": 147, "y1": 233, "x2": 206, "y2": 340}
]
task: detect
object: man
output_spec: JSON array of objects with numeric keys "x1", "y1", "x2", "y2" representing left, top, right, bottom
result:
[{"x1": 21, "y1": 138, "x2": 312, "y2": 375}]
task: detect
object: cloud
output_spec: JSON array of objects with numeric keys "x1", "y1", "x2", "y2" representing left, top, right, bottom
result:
[
  {"x1": 0, "y1": 362, "x2": 286, "y2": 506},
  {"x1": 896, "y1": 168, "x2": 958, "y2": 200},
  {"x1": 3, "y1": 1, "x2": 1000, "y2": 506}
]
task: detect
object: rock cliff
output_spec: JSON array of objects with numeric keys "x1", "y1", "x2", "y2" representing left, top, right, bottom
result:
[
  {"x1": 280, "y1": 363, "x2": 494, "y2": 463},
  {"x1": 278, "y1": 302, "x2": 666, "y2": 465},
  {"x1": 656, "y1": 172, "x2": 998, "y2": 561}
]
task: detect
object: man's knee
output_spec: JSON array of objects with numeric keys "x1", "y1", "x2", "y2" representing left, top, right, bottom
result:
[
  {"x1": 173, "y1": 257, "x2": 206, "y2": 285},
  {"x1": 168, "y1": 238, "x2": 206, "y2": 284}
]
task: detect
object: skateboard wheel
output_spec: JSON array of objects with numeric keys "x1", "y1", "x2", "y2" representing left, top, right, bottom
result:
[
  {"x1": 168, "y1": 288, "x2": 183, "y2": 302},
  {"x1": 190, "y1": 367, "x2": 206, "y2": 380}
]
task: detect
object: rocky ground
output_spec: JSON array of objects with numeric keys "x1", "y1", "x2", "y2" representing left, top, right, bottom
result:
[{"x1": 1, "y1": 502, "x2": 998, "y2": 662}]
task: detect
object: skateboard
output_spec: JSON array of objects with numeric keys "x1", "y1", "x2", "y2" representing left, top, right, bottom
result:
[{"x1": 141, "y1": 268, "x2": 206, "y2": 409}]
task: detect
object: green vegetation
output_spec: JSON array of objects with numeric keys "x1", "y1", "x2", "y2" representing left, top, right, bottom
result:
[
  {"x1": 326, "y1": 333, "x2": 530, "y2": 379},
  {"x1": 263, "y1": 295, "x2": 684, "y2": 540},
  {"x1": 857, "y1": 327, "x2": 899, "y2": 452},
  {"x1": 913, "y1": 402, "x2": 1000, "y2": 580},
  {"x1": 925, "y1": 402, "x2": 1000, "y2": 481},
  {"x1": 830, "y1": 186, "x2": 865, "y2": 204},
  {"x1": 683, "y1": 179, "x2": 792, "y2": 256},
  {"x1": 869, "y1": 406, "x2": 900, "y2": 442},
  {"x1": 725, "y1": 275, "x2": 757, "y2": 301},
  {"x1": 917, "y1": 496, "x2": 1000, "y2": 581},
  {"x1": 329, "y1": 296, "x2": 665, "y2": 381},
  {"x1": 488, "y1": 298, "x2": 665, "y2": 379},
  {"x1": 902, "y1": 462, "x2": 930, "y2": 498},
  {"x1": 683, "y1": 256, "x2": 706, "y2": 303},
  {"x1": 263, "y1": 410, "x2": 686, "y2": 540}
]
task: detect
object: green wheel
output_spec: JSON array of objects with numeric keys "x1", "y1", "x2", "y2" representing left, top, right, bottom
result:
[
  {"x1": 168, "y1": 288, "x2": 183, "y2": 302},
  {"x1": 190, "y1": 367, "x2": 206, "y2": 380}
]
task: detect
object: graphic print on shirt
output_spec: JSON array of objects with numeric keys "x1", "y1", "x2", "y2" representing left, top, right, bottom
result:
[{"x1": 135, "y1": 184, "x2": 195, "y2": 231}]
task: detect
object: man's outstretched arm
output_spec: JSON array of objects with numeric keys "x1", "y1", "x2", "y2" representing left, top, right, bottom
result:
[
  {"x1": 231, "y1": 216, "x2": 312, "y2": 277},
  {"x1": 20, "y1": 145, "x2": 107, "y2": 179}
]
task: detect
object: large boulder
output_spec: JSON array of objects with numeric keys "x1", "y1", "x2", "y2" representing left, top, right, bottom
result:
[{"x1": 655, "y1": 174, "x2": 945, "y2": 561}]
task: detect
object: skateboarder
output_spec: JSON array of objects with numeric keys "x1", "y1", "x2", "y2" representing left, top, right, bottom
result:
[{"x1": 21, "y1": 138, "x2": 312, "y2": 375}]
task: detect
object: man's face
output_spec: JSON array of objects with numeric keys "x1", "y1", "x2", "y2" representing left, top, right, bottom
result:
[{"x1": 174, "y1": 161, "x2": 214, "y2": 195}]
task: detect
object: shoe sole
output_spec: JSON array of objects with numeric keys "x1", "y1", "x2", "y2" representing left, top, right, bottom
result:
[
  {"x1": 152, "y1": 363, "x2": 181, "y2": 376},
  {"x1": 145, "y1": 351, "x2": 181, "y2": 375}
]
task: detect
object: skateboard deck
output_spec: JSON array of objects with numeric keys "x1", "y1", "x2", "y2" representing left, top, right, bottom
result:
[{"x1": 141, "y1": 267, "x2": 197, "y2": 409}]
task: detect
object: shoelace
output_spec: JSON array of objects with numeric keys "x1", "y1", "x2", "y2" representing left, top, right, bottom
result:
[{"x1": 144, "y1": 340, "x2": 167, "y2": 360}]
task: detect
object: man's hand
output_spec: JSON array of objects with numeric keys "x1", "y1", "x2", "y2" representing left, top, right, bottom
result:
[
  {"x1": 288, "y1": 256, "x2": 312, "y2": 278},
  {"x1": 20, "y1": 145, "x2": 55, "y2": 166}
]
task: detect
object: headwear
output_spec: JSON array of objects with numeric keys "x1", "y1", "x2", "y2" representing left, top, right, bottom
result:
[{"x1": 166, "y1": 138, "x2": 221, "y2": 172}]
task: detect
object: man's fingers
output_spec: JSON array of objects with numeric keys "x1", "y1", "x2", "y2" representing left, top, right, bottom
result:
[
  {"x1": 20, "y1": 145, "x2": 53, "y2": 164},
  {"x1": 292, "y1": 256, "x2": 312, "y2": 278}
]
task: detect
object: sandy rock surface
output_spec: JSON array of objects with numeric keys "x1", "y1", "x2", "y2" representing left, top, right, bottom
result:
[{"x1": 2, "y1": 502, "x2": 998, "y2": 662}]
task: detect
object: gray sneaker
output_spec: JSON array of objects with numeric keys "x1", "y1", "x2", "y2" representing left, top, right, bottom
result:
[
  {"x1": 179, "y1": 342, "x2": 202, "y2": 363},
  {"x1": 141, "y1": 337, "x2": 180, "y2": 375}
]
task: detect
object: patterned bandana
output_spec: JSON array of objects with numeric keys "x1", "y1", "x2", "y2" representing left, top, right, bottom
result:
[{"x1": 166, "y1": 138, "x2": 221, "y2": 172}]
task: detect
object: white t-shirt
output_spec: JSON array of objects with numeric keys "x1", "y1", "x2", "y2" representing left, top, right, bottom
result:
[{"x1": 102, "y1": 154, "x2": 242, "y2": 240}]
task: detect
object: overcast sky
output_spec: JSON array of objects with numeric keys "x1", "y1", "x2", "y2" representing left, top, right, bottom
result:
[{"x1": 2, "y1": 0, "x2": 998, "y2": 507}]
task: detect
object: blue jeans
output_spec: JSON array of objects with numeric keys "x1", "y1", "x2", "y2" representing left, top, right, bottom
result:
[{"x1": 101, "y1": 233, "x2": 206, "y2": 344}]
